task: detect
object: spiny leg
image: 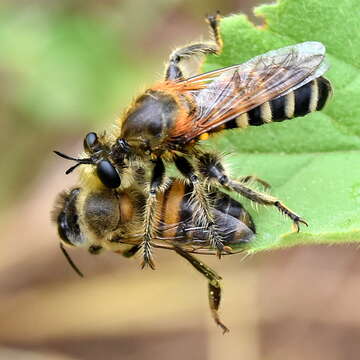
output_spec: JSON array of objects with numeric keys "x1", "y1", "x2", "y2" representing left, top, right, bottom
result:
[
  {"x1": 238, "y1": 175, "x2": 271, "y2": 189},
  {"x1": 197, "y1": 153, "x2": 308, "y2": 232},
  {"x1": 206, "y1": 11, "x2": 223, "y2": 52},
  {"x1": 141, "y1": 158, "x2": 166, "y2": 269},
  {"x1": 174, "y1": 246, "x2": 229, "y2": 334},
  {"x1": 174, "y1": 156, "x2": 229, "y2": 256},
  {"x1": 165, "y1": 12, "x2": 223, "y2": 80}
]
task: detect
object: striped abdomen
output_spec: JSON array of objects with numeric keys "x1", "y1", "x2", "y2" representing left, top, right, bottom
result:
[
  {"x1": 225, "y1": 76, "x2": 332, "y2": 129},
  {"x1": 155, "y1": 179, "x2": 255, "y2": 249}
]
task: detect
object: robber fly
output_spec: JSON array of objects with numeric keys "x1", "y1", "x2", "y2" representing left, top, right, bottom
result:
[
  {"x1": 52, "y1": 177, "x2": 257, "y2": 333},
  {"x1": 55, "y1": 13, "x2": 332, "y2": 269}
]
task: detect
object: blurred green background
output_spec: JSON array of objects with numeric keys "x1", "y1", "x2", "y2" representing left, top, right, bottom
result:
[{"x1": 1, "y1": 1, "x2": 360, "y2": 359}]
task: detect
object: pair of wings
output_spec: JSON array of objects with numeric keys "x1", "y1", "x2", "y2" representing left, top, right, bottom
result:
[{"x1": 169, "y1": 41, "x2": 329, "y2": 142}]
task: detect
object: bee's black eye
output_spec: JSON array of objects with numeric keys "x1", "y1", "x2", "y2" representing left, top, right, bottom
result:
[
  {"x1": 56, "y1": 188, "x2": 82, "y2": 246},
  {"x1": 58, "y1": 211, "x2": 74, "y2": 246},
  {"x1": 97, "y1": 160, "x2": 121, "y2": 188},
  {"x1": 84, "y1": 132, "x2": 98, "y2": 154}
]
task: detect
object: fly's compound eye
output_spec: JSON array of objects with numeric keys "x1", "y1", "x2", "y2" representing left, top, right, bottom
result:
[
  {"x1": 84, "y1": 132, "x2": 99, "y2": 154},
  {"x1": 97, "y1": 160, "x2": 121, "y2": 188}
]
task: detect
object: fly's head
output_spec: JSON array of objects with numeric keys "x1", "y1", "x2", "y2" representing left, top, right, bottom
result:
[{"x1": 54, "y1": 132, "x2": 131, "y2": 190}]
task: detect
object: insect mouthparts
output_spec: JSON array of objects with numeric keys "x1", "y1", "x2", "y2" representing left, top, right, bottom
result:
[{"x1": 116, "y1": 138, "x2": 130, "y2": 152}]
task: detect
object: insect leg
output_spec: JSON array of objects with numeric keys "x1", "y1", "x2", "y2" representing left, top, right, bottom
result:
[
  {"x1": 206, "y1": 11, "x2": 223, "y2": 53},
  {"x1": 122, "y1": 245, "x2": 141, "y2": 258},
  {"x1": 174, "y1": 246, "x2": 229, "y2": 334},
  {"x1": 141, "y1": 158, "x2": 166, "y2": 269},
  {"x1": 237, "y1": 175, "x2": 271, "y2": 189},
  {"x1": 165, "y1": 44, "x2": 217, "y2": 80},
  {"x1": 197, "y1": 153, "x2": 308, "y2": 232},
  {"x1": 174, "y1": 156, "x2": 228, "y2": 256},
  {"x1": 165, "y1": 12, "x2": 223, "y2": 80}
]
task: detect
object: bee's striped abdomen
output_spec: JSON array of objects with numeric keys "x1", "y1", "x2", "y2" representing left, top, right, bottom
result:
[
  {"x1": 157, "y1": 179, "x2": 193, "y2": 241},
  {"x1": 214, "y1": 193, "x2": 255, "y2": 234},
  {"x1": 224, "y1": 76, "x2": 332, "y2": 129},
  {"x1": 175, "y1": 182, "x2": 194, "y2": 238},
  {"x1": 316, "y1": 76, "x2": 332, "y2": 111},
  {"x1": 156, "y1": 179, "x2": 255, "y2": 248}
]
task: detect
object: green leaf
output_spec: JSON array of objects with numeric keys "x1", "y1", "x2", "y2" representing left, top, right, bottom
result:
[
  {"x1": 0, "y1": 8, "x2": 151, "y2": 129},
  {"x1": 202, "y1": 0, "x2": 360, "y2": 253}
]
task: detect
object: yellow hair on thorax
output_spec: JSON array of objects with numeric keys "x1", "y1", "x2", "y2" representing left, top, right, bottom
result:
[{"x1": 78, "y1": 165, "x2": 105, "y2": 192}]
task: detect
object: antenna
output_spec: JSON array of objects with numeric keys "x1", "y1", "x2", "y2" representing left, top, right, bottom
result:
[
  {"x1": 53, "y1": 151, "x2": 93, "y2": 174},
  {"x1": 60, "y1": 243, "x2": 84, "y2": 278}
]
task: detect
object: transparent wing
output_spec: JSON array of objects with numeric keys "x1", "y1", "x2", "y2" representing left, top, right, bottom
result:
[
  {"x1": 169, "y1": 41, "x2": 329, "y2": 142},
  {"x1": 156, "y1": 208, "x2": 254, "y2": 254},
  {"x1": 113, "y1": 209, "x2": 254, "y2": 254}
]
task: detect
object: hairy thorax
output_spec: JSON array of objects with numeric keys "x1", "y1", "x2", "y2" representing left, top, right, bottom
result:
[{"x1": 120, "y1": 87, "x2": 190, "y2": 154}]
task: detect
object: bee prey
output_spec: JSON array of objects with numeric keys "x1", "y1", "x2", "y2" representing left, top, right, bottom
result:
[{"x1": 53, "y1": 178, "x2": 258, "y2": 333}]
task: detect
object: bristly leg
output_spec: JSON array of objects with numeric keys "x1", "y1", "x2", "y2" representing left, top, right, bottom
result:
[
  {"x1": 174, "y1": 156, "x2": 229, "y2": 257},
  {"x1": 141, "y1": 158, "x2": 166, "y2": 269},
  {"x1": 197, "y1": 153, "x2": 308, "y2": 232},
  {"x1": 164, "y1": 12, "x2": 223, "y2": 81},
  {"x1": 205, "y1": 11, "x2": 223, "y2": 53},
  {"x1": 238, "y1": 175, "x2": 271, "y2": 189},
  {"x1": 174, "y1": 246, "x2": 229, "y2": 334}
]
